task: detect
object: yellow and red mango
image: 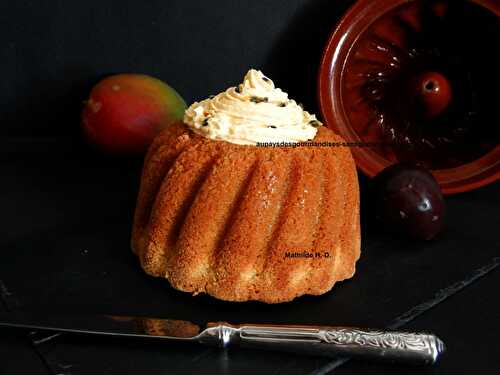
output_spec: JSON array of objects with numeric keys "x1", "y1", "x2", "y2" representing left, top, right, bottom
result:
[{"x1": 82, "y1": 74, "x2": 186, "y2": 154}]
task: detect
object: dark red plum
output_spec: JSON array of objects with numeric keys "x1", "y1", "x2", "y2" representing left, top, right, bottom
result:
[{"x1": 374, "y1": 163, "x2": 446, "y2": 240}]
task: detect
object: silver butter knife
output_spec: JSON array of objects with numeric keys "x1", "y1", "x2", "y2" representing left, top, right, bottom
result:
[{"x1": 0, "y1": 312, "x2": 444, "y2": 365}]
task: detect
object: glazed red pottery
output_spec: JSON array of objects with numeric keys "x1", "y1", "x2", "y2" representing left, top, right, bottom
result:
[{"x1": 318, "y1": 0, "x2": 500, "y2": 194}]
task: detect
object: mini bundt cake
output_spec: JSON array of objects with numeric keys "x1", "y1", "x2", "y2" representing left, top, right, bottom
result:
[{"x1": 132, "y1": 70, "x2": 360, "y2": 303}]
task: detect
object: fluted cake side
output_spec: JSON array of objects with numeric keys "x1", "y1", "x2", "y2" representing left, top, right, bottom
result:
[{"x1": 132, "y1": 122, "x2": 360, "y2": 303}]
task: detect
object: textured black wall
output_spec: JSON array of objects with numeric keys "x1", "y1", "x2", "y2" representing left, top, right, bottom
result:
[{"x1": 0, "y1": 0, "x2": 354, "y2": 138}]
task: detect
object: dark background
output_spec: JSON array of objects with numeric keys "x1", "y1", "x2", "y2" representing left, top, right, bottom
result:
[
  {"x1": 0, "y1": 0, "x2": 352, "y2": 140},
  {"x1": 0, "y1": 1, "x2": 499, "y2": 375}
]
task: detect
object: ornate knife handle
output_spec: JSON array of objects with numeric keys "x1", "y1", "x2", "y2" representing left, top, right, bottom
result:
[{"x1": 198, "y1": 323, "x2": 445, "y2": 365}]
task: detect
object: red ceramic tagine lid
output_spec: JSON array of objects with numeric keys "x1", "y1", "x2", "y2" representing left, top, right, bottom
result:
[{"x1": 318, "y1": 0, "x2": 500, "y2": 194}]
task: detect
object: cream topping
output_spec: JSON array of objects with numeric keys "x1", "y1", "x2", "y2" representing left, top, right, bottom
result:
[{"x1": 183, "y1": 69, "x2": 322, "y2": 145}]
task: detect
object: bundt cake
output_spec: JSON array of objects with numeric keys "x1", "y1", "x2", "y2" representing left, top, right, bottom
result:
[{"x1": 132, "y1": 69, "x2": 360, "y2": 303}]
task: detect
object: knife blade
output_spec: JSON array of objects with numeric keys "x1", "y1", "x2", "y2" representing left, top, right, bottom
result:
[{"x1": 0, "y1": 312, "x2": 444, "y2": 365}]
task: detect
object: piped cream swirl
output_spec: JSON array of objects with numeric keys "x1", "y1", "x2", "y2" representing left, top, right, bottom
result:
[{"x1": 183, "y1": 69, "x2": 322, "y2": 145}]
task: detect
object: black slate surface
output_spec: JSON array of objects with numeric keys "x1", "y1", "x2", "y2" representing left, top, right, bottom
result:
[
  {"x1": 0, "y1": 151, "x2": 499, "y2": 374},
  {"x1": 335, "y1": 269, "x2": 500, "y2": 375},
  {"x1": 0, "y1": 304, "x2": 49, "y2": 375}
]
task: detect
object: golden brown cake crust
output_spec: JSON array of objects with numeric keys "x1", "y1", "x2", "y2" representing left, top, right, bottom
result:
[{"x1": 132, "y1": 122, "x2": 360, "y2": 303}]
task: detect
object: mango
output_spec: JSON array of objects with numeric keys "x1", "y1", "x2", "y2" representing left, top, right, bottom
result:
[{"x1": 82, "y1": 74, "x2": 186, "y2": 154}]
